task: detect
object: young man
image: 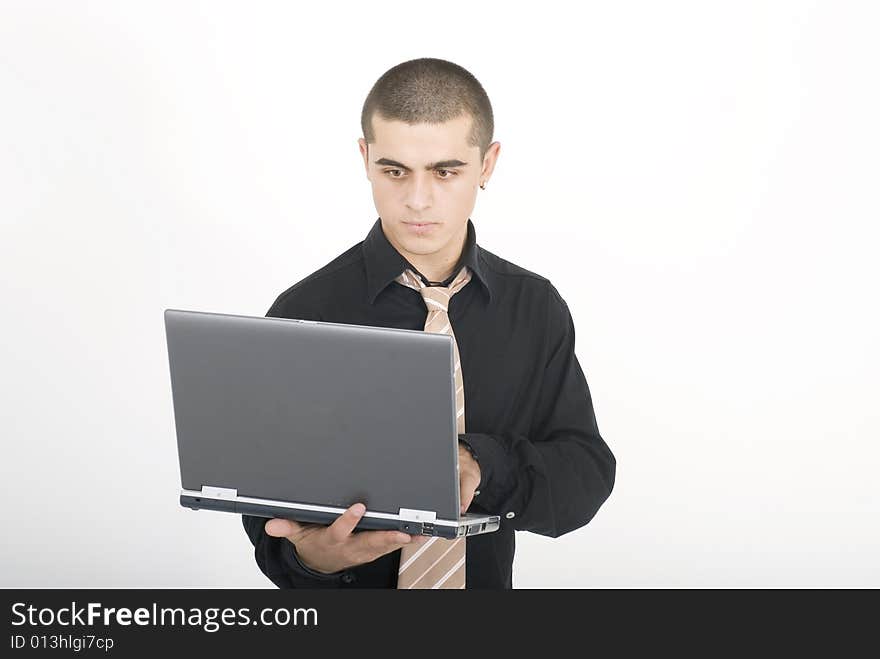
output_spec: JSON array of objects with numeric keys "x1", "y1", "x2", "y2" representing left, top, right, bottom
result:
[{"x1": 242, "y1": 57, "x2": 616, "y2": 589}]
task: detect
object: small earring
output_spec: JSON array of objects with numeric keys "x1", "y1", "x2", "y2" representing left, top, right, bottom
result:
[{"x1": 479, "y1": 181, "x2": 486, "y2": 190}]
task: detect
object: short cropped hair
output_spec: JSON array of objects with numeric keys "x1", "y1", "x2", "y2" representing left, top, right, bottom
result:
[{"x1": 361, "y1": 57, "x2": 494, "y2": 162}]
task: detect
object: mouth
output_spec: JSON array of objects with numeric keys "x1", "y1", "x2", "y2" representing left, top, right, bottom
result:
[{"x1": 403, "y1": 221, "x2": 440, "y2": 235}]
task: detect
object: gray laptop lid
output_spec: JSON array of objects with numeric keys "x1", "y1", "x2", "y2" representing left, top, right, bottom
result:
[{"x1": 165, "y1": 309, "x2": 461, "y2": 521}]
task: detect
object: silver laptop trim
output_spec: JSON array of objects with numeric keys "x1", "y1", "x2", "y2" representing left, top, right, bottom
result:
[{"x1": 181, "y1": 488, "x2": 496, "y2": 528}]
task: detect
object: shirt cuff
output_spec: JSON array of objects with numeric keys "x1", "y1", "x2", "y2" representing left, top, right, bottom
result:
[
  {"x1": 458, "y1": 432, "x2": 515, "y2": 510},
  {"x1": 281, "y1": 540, "x2": 345, "y2": 582}
]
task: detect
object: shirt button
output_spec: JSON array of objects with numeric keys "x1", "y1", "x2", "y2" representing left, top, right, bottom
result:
[
  {"x1": 474, "y1": 490, "x2": 481, "y2": 496},
  {"x1": 505, "y1": 511, "x2": 515, "y2": 519},
  {"x1": 341, "y1": 572, "x2": 356, "y2": 584}
]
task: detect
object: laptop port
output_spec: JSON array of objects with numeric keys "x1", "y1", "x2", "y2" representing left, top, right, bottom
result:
[{"x1": 421, "y1": 522, "x2": 434, "y2": 535}]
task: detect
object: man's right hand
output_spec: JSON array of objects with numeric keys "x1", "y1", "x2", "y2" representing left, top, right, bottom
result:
[{"x1": 263, "y1": 502, "x2": 429, "y2": 574}]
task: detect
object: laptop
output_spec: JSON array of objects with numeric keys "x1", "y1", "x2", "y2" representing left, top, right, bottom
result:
[{"x1": 164, "y1": 308, "x2": 500, "y2": 539}]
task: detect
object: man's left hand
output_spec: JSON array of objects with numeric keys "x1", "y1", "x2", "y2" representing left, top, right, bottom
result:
[{"x1": 458, "y1": 442, "x2": 481, "y2": 514}]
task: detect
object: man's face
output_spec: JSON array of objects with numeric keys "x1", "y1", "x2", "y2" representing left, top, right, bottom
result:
[{"x1": 358, "y1": 113, "x2": 496, "y2": 265}]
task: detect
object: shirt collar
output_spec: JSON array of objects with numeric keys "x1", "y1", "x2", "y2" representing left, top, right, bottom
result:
[{"x1": 363, "y1": 217, "x2": 493, "y2": 305}]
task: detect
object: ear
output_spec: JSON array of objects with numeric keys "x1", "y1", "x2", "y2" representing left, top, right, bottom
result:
[
  {"x1": 481, "y1": 141, "x2": 501, "y2": 183},
  {"x1": 358, "y1": 138, "x2": 371, "y2": 179}
]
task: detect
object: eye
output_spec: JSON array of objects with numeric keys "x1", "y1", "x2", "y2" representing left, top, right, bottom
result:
[
  {"x1": 384, "y1": 169, "x2": 404, "y2": 178},
  {"x1": 436, "y1": 169, "x2": 457, "y2": 179}
]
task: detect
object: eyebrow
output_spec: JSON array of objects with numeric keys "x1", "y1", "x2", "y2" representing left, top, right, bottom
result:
[{"x1": 373, "y1": 157, "x2": 468, "y2": 171}]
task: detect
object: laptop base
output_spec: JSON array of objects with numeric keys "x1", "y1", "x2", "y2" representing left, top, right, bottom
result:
[{"x1": 180, "y1": 491, "x2": 500, "y2": 540}]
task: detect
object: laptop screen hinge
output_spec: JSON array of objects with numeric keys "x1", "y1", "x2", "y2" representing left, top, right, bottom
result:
[
  {"x1": 398, "y1": 508, "x2": 437, "y2": 522},
  {"x1": 200, "y1": 485, "x2": 238, "y2": 499}
]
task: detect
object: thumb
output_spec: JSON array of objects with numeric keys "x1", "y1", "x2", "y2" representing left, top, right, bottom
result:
[{"x1": 264, "y1": 518, "x2": 300, "y2": 538}]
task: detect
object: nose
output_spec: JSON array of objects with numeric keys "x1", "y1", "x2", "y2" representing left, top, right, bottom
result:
[{"x1": 404, "y1": 173, "x2": 433, "y2": 212}]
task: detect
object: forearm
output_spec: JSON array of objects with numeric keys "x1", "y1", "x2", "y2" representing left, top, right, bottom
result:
[
  {"x1": 461, "y1": 428, "x2": 615, "y2": 537},
  {"x1": 241, "y1": 514, "x2": 346, "y2": 588}
]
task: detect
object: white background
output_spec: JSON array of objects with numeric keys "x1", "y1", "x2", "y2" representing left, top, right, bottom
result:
[{"x1": 1, "y1": 0, "x2": 878, "y2": 587}]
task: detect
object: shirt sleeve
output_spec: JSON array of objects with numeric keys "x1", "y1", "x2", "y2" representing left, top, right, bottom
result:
[
  {"x1": 460, "y1": 283, "x2": 616, "y2": 538},
  {"x1": 241, "y1": 514, "x2": 347, "y2": 588}
]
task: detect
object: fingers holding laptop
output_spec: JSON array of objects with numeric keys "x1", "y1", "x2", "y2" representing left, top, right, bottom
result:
[
  {"x1": 458, "y1": 442, "x2": 482, "y2": 514},
  {"x1": 264, "y1": 502, "x2": 429, "y2": 574}
]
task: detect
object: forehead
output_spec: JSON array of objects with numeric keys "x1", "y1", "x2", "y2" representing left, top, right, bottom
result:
[{"x1": 370, "y1": 113, "x2": 477, "y2": 162}]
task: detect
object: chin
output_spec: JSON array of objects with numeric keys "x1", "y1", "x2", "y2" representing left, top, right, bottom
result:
[{"x1": 399, "y1": 238, "x2": 439, "y2": 255}]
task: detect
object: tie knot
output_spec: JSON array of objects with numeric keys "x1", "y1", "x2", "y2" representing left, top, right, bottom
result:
[{"x1": 394, "y1": 267, "x2": 473, "y2": 314}]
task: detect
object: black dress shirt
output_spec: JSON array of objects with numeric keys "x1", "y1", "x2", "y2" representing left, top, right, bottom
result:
[{"x1": 242, "y1": 217, "x2": 616, "y2": 588}]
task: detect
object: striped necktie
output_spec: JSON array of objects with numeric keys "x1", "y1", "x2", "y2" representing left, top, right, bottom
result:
[{"x1": 394, "y1": 265, "x2": 472, "y2": 589}]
